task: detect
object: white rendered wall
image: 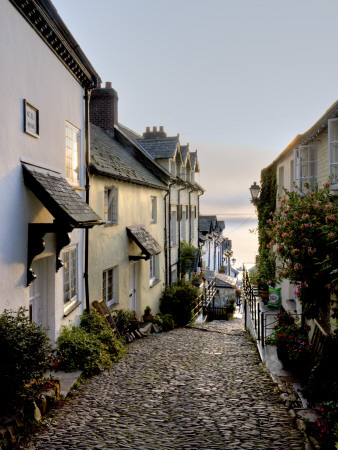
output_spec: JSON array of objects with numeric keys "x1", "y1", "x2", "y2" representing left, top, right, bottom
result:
[{"x1": 0, "y1": 1, "x2": 86, "y2": 340}]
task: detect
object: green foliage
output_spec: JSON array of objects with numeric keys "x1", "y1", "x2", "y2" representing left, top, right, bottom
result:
[
  {"x1": 160, "y1": 280, "x2": 199, "y2": 326},
  {"x1": 144, "y1": 306, "x2": 152, "y2": 316},
  {"x1": 306, "y1": 401, "x2": 338, "y2": 449},
  {"x1": 268, "y1": 183, "x2": 338, "y2": 319},
  {"x1": 226, "y1": 293, "x2": 236, "y2": 315},
  {"x1": 303, "y1": 337, "x2": 338, "y2": 404},
  {"x1": 254, "y1": 165, "x2": 277, "y2": 286},
  {"x1": 79, "y1": 310, "x2": 125, "y2": 360},
  {"x1": 56, "y1": 310, "x2": 126, "y2": 376},
  {"x1": 0, "y1": 307, "x2": 52, "y2": 411},
  {"x1": 56, "y1": 325, "x2": 112, "y2": 376},
  {"x1": 155, "y1": 313, "x2": 175, "y2": 331},
  {"x1": 111, "y1": 309, "x2": 137, "y2": 334},
  {"x1": 248, "y1": 267, "x2": 260, "y2": 285},
  {"x1": 179, "y1": 241, "x2": 199, "y2": 277}
]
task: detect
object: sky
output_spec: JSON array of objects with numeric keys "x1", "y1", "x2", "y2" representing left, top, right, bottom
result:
[{"x1": 52, "y1": 0, "x2": 338, "y2": 266}]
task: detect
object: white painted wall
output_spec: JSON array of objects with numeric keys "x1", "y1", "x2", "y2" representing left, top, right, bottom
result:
[{"x1": 0, "y1": 0, "x2": 88, "y2": 340}]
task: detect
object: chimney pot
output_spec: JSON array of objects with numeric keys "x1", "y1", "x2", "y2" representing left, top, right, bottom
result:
[
  {"x1": 105, "y1": 82, "x2": 112, "y2": 88},
  {"x1": 153, "y1": 126, "x2": 157, "y2": 132},
  {"x1": 146, "y1": 127, "x2": 150, "y2": 133},
  {"x1": 159, "y1": 126, "x2": 164, "y2": 132},
  {"x1": 97, "y1": 82, "x2": 101, "y2": 88}
]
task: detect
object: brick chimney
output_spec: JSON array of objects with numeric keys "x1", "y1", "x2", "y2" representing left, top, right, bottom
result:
[
  {"x1": 142, "y1": 126, "x2": 167, "y2": 139},
  {"x1": 90, "y1": 82, "x2": 118, "y2": 134}
]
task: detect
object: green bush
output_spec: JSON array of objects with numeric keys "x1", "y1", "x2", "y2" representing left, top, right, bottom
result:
[
  {"x1": 160, "y1": 280, "x2": 199, "y2": 326},
  {"x1": 159, "y1": 313, "x2": 175, "y2": 331},
  {"x1": 79, "y1": 310, "x2": 125, "y2": 360},
  {"x1": 0, "y1": 307, "x2": 52, "y2": 411},
  {"x1": 56, "y1": 325, "x2": 113, "y2": 376},
  {"x1": 111, "y1": 309, "x2": 136, "y2": 334}
]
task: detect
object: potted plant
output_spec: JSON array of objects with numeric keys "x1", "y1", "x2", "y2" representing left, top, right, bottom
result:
[
  {"x1": 226, "y1": 294, "x2": 236, "y2": 320},
  {"x1": 143, "y1": 306, "x2": 154, "y2": 322}
]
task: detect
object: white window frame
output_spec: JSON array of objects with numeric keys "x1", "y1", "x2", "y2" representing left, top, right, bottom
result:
[
  {"x1": 149, "y1": 254, "x2": 159, "y2": 286},
  {"x1": 104, "y1": 186, "x2": 118, "y2": 224},
  {"x1": 294, "y1": 145, "x2": 317, "y2": 191},
  {"x1": 170, "y1": 210, "x2": 177, "y2": 245},
  {"x1": 328, "y1": 118, "x2": 338, "y2": 189},
  {"x1": 62, "y1": 246, "x2": 78, "y2": 308},
  {"x1": 102, "y1": 266, "x2": 116, "y2": 307},
  {"x1": 65, "y1": 121, "x2": 80, "y2": 185},
  {"x1": 150, "y1": 196, "x2": 157, "y2": 223}
]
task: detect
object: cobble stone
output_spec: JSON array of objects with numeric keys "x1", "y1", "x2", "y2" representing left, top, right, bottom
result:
[{"x1": 23, "y1": 317, "x2": 305, "y2": 449}]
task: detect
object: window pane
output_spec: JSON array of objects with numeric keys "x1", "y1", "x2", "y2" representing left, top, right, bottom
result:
[{"x1": 331, "y1": 120, "x2": 338, "y2": 142}]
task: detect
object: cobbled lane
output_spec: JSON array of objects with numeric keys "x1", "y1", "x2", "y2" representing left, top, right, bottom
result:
[{"x1": 26, "y1": 317, "x2": 305, "y2": 449}]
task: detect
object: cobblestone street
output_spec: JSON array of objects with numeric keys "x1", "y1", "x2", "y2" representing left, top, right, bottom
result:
[{"x1": 25, "y1": 316, "x2": 305, "y2": 449}]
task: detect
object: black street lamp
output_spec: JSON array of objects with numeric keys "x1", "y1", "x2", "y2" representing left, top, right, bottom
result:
[{"x1": 249, "y1": 181, "x2": 260, "y2": 200}]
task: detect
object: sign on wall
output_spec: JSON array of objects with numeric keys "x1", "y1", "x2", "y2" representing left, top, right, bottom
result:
[{"x1": 23, "y1": 99, "x2": 39, "y2": 138}]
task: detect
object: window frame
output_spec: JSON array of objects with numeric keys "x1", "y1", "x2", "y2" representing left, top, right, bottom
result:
[
  {"x1": 328, "y1": 118, "x2": 338, "y2": 189},
  {"x1": 104, "y1": 186, "x2": 118, "y2": 225},
  {"x1": 102, "y1": 266, "x2": 116, "y2": 307},
  {"x1": 150, "y1": 196, "x2": 157, "y2": 223},
  {"x1": 65, "y1": 121, "x2": 80, "y2": 185},
  {"x1": 62, "y1": 246, "x2": 78, "y2": 309},
  {"x1": 149, "y1": 254, "x2": 159, "y2": 286},
  {"x1": 294, "y1": 145, "x2": 317, "y2": 191},
  {"x1": 170, "y1": 209, "x2": 177, "y2": 246}
]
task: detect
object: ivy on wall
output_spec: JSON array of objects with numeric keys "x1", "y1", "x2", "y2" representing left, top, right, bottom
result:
[{"x1": 252, "y1": 164, "x2": 277, "y2": 286}]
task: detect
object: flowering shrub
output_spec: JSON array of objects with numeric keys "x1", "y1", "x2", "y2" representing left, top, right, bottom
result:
[
  {"x1": 191, "y1": 271, "x2": 205, "y2": 285},
  {"x1": 267, "y1": 183, "x2": 338, "y2": 318},
  {"x1": 265, "y1": 311, "x2": 312, "y2": 362},
  {"x1": 313, "y1": 402, "x2": 338, "y2": 449}
]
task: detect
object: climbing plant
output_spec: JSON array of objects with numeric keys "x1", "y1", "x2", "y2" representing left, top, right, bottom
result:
[
  {"x1": 179, "y1": 241, "x2": 199, "y2": 277},
  {"x1": 252, "y1": 164, "x2": 277, "y2": 286}
]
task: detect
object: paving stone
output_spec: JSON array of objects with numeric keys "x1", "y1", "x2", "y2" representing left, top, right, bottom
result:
[{"x1": 22, "y1": 317, "x2": 305, "y2": 449}]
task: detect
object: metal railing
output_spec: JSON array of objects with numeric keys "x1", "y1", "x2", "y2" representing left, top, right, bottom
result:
[
  {"x1": 192, "y1": 278, "x2": 216, "y2": 320},
  {"x1": 243, "y1": 268, "x2": 301, "y2": 347}
]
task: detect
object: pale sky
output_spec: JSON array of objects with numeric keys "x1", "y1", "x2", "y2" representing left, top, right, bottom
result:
[{"x1": 52, "y1": 0, "x2": 338, "y2": 266}]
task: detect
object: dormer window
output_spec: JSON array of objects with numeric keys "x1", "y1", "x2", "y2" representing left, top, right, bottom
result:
[{"x1": 170, "y1": 159, "x2": 176, "y2": 176}]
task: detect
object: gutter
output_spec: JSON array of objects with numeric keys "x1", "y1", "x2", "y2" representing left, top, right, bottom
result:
[{"x1": 84, "y1": 80, "x2": 98, "y2": 312}]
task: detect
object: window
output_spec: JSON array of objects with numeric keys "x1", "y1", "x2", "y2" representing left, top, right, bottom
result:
[
  {"x1": 104, "y1": 187, "x2": 118, "y2": 224},
  {"x1": 190, "y1": 206, "x2": 196, "y2": 238},
  {"x1": 170, "y1": 159, "x2": 176, "y2": 176},
  {"x1": 290, "y1": 160, "x2": 294, "y2": 190},
  {"x1": 150, "y1": 255, "x2": 159, "y2": 286},
  {"x1": 102, "y1": 267, "x2": 116, "y2": 306},
  {"x1": 65, "y1": 122, "x2": 80, "y2": 184},
  {"x1": 170, "y1": 210, "x2": 177, "y2": 245},
  {"x1": 278, "y1": 166, "x2": 284, "y2": 196},
  {"x1": 294, "y1": 145, "x2": 317, "y2": 191},
  {"x1": 62, "y1": 247, "x2": 77, "y2": 306},
  {"x1": 171, "y1": 267, "x2": 177, "y2": 283},
  {"x1": 328, "y1": 119, "x2": 338, "y2": 188},
  {"x1": 181, "y1": 207, "x2": 186, "y2": 241},
  {"x1": 150, "y1": 196, "x2": 157, "y2": 223}
]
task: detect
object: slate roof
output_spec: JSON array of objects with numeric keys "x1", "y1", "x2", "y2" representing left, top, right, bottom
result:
[
  {"x1": 90, "y1": 124, "x2": 167, "y2": 189},
  {"x1": 180, "y1": 145, "x2": 191, "y2": 167},
  {"x1": 126, "y1": 225, "x2": 161, "y2": 257},
  {"x1": 190, "y1": 151, "x2": 199, "y2": 172},
  {"x1": 22, "y1": 165, "x2": 102, "y2": 227},
  {"x1": 136, "y1": 136, "x2": 179, "y2": 159},
  {"x1": 215, "y1": 273, "x2": 237, "y2": 288}
]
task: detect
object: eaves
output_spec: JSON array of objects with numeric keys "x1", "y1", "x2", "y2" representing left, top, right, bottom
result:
[{"x1": 9, "y1": 0, "x2": 100, "y2": 87}]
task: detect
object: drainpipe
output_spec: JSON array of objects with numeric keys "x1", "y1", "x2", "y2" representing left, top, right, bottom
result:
[
  {"x1": 188, "y1": 188, "x2": 195, "y2": 243},
  {"x1": 168, "y1": 180, "x2": 176, "y2": 284},
  {"x1": 178, "y1": 184, "x2": 186, "y2": 278},
  {"x1": 84, "y1": 80, "x2": 98, "y2": 312},
  {"x1": 197, "y1": 190, "x2": 203, "y2": 268}
]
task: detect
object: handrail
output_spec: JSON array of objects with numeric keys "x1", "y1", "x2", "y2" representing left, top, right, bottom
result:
[{"x1": 313, "y1": 318, "x2": 329, "y2": 338}]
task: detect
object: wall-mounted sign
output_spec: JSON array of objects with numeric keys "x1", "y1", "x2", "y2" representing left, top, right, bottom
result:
[{"x1": 23, "y1": 99, "x2": 39, "y2": 138}]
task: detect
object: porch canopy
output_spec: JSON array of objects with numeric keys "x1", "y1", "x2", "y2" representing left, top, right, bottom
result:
[
  {"x1": 126, "y1": 225, "x2": 161, "y2": 261},
  {"x1": 22, "y1": 163, "x2": 102, "y2": 285},
  {"x1": 22, "y1": 164, "x2": 102, "y2": 228}
]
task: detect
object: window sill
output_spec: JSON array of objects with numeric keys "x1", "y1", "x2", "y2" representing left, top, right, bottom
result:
[
  {"x1": 150, "y1": 279, "x2": 161, "y2": 288},
  {"x1": 64, "y1": 300, "x2": 81, "y2": 317},
  {"x1": 104, "y1": 222, "x2": 118, "y2": 227}
]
